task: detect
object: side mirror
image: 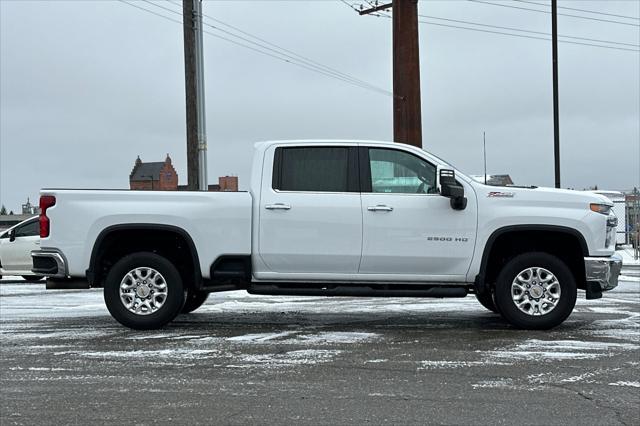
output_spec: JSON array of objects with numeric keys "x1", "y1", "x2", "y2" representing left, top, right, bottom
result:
[
  {"x1": 9, "y1": 229, "x2": 16, "y2": 242},
  {"x1": 439, "y1": 169, "x2": 467, "y2": 210}
]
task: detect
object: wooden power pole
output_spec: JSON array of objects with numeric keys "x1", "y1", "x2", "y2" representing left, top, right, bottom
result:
[
  {"x1": 360, "y1": 0, "x2": 422, "y2": 148},
  {"x1": 183, "y1": 0, "x2": 199, "y2": 190}
]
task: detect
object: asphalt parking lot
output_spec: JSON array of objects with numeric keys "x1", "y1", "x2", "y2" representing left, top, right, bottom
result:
[{"x1": 1, "y1": 270, "x2": 639, "y2": 425}]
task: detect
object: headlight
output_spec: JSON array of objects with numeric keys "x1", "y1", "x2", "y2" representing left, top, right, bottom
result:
[{"x1": 590, "y1": 203, "x2": 612, "y2": 215}]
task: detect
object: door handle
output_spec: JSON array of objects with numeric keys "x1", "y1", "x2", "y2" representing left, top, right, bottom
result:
[
  {"x1": 265, "y1": 203, "x2": 291, "y2": 210},
  {"x1": 367, "y1": 205, "x2": 393, "y2": 212}
]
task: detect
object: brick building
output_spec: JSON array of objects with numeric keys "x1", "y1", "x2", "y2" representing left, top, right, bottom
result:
[
  {"x1": 218, "y1": 176, "x2": 239, "y2": 191},
  {"x1": 129, "y1": 155, "x2": 179, "y2": 191},
  {"x1": 177, "y1": 176, "x2": 239, "y2": 192}
]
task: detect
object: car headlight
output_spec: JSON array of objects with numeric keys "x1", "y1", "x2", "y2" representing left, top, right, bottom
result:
[{"x1": 590, "y1": 203, "x2": 612, "y2": 215}]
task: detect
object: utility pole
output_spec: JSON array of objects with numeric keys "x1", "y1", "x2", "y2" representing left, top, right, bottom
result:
[
  {"x1": 183, "y1": 0, "x2": 208, "y2": 191},
  {"x1": 552, "y1": 0, "x2": 561, "y2": 188},
  {"x1": 183, "y1": 0, "x2": 198, "y2": 190},
  {"x1": 360, "y1": 0, "x2": 422, "y2": 148}
]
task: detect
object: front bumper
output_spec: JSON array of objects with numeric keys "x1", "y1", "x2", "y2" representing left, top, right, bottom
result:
[
  {"x1": 584, "y1": 253, "x2": 623, "y2": 292},
  {"x1": 31, "y1": 249, "x2": 67, "y2": 278}
]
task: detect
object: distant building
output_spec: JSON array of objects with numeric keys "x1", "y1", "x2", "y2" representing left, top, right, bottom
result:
[
  {"x1": 130, "y1": 155, "x2": 179, "y2": 191},
  {"x1": 177, "y1": 176, "x2": 239, "y2": 192},
  {"x1": 218, "y1": 176, "x2": 238, "y2": 192},
  {"x1": 471, "y1": 174, "x2": 514, "y2": 186},
  {"x1": 21, "y1": 198, "x2": 40, "y2": 215}
]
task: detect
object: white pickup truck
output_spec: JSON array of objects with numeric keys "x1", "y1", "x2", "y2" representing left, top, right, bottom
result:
[{"x1": 32, "y1": 140, "x2": 622, "y2": 330}]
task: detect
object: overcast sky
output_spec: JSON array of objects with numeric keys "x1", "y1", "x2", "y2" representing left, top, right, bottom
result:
[{"x1": 1, "y1": 0, "x2": 638, "y2": 211}]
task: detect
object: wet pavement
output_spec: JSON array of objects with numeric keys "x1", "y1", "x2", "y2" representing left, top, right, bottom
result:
[{"x1": 1, "y1": 271, "x2": 639, "y2": 425}]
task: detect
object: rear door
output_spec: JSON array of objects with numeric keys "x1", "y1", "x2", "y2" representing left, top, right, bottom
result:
[
  {"x1": 258, "y1": 144, "x2": 362, "y2": 276},
  {"x1": 359, "y1": 146, "x2": 477, "y2": 280}
]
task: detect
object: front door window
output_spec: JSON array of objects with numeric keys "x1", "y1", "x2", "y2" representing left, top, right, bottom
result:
[{"x1": 368, "y1": 148, "x2": 437, "y2": 194}]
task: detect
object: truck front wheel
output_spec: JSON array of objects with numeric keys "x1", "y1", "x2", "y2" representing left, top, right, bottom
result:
[
  {"x1": 104, "y1": 252, "x2": 185, "y2": 330},
  {"x1": 494, "y1": 252, "x2": 576, "y2": 330}
]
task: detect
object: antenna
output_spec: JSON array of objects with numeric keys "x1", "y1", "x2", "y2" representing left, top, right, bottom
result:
[{"x1": 483, "y1": 131, "x2": 487, "y2": 185}]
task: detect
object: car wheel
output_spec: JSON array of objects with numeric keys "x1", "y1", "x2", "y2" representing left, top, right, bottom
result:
[
  {"x1": 104, "y1": 252, "x2": 185, "y2": 330},
  {"x1": 475, "y1": 290, "x2": 498, "y2": 313},
  {"x1": 494, "y1": 252, "x2": 576, "y2": 330},
  {"x1": 22, "y1": 275, "x2": 44, "y2": 281},
  {"x1": 181, "y1": 290, "x2": 210, "y2": 314}
]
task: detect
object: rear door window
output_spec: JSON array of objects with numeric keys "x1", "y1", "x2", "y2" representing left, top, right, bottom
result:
[{"x1": 273, "y1": 147, "x2": 356, "y2": 192}]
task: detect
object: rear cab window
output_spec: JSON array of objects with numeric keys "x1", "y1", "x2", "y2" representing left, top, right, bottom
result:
[{"x1": 272, "y1": 146, "x2": 358, "y2": 192}]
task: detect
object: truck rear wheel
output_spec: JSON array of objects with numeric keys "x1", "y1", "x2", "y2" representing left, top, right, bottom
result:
[
  {"x1": 181, "y1": 290, "x2": 209, "y2": 314},
  {"x1": 494, "y1": 252, "x2": 576, "y2": 330},
  {"x1": 104, "y1": 252, "x2": 185, "y2": 330}
]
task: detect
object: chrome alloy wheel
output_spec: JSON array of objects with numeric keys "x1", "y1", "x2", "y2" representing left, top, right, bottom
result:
[
  {"x1": 119, "y1": 267, "x2": 168, "y2": 315},
  {"x1": 511, "y1": 267, "x2": 561, "y2": 316}
]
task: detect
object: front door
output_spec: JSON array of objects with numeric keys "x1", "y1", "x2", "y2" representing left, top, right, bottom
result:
[
  {"x1": 258, "y1": 145, "x2": 362, "y2": 277},
  {"x1": 359, "y1": 146, "x2": 477, "y2": 280}
]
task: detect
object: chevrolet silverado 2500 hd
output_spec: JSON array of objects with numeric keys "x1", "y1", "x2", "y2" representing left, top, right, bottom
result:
[{"x1": 32, "y1": 140, "x2": 622, "y2": 330}]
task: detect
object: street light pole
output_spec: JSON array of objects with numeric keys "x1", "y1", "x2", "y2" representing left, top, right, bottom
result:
[
  {"x1": 552, "y1": 0, "x2": 561, "y2": 188},
  {"x1": 193, "y1": 0, "x2": 208, "y2": 191}
]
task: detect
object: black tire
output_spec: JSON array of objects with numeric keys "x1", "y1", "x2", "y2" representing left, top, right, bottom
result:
[
  {"x1": 181, "y1": 290, "x2": 210, "y2": 314},
  {"x1": 494, "y1": 252, "x2": 576, "y2": 330},
  {"x1": 475, "y1": 291, "x2": 499, "y2": 313},
  {"x1": 104, "y1": 252, "x2": 185, "y2": 330},
  {"x1": 22, "y1": 275, "x2": 44, "y2": 281}
]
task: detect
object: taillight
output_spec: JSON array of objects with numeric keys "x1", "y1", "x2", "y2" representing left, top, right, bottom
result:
[{"x1": 39, "y1": 195, "x2": 56, "y2": 238}]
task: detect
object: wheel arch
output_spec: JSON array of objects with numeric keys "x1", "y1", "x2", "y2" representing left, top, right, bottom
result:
[
  {"x1": 476, "y1": 225, "x2": 588, "y2": 293},
  {"x1": 87, "y1": 224, "x2": 201, "y2": 289}
]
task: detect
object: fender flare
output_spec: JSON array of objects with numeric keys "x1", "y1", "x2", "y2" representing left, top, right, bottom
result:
[
  {"x1": 87, "y1": 224, "x2": 201, "y2": 287},
  {"x1": 475, "y1": 224, "x2": 589, "y2": 293}
]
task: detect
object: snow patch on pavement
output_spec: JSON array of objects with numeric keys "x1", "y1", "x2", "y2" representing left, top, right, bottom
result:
[
  {"x1": 608, "y1": 381, "x2": 640, "y2": 388},
  {"x1": 236, "y1": 349, "x2": 341, "y2": 367},
  {"x1": 78, "y1": 348, "x2": 221, "y2": 359},
  {"x1": 282, "y1": 331, "x2": 380, "y2": 345},
  {"x1": 2, "y1": 329, "x2": 116, "y2": 341},
  {"x1": 227, "y1": 331, "x2": 296, "y2": 343},
  {"x1": 481, "y1": 338, "x2": 638, "y2": 362},
  {"x1": 419, "y1": 360, "x2": 510, "y2": 369}
]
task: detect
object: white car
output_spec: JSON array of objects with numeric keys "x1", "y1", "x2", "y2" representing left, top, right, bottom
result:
[{"x1": 0, "y1": 217, "x2": 44, "y2": 281}]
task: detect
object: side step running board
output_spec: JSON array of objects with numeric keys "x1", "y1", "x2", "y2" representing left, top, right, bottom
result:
[{"x1": 248, "y1": 283, "x2": 468, "y2": 298}]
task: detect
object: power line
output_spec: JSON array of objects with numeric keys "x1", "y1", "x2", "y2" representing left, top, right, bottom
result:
[
  {"x1": 468, "y1": 0, "x2": 640, "y2": 27},
  {"x1": 171, "y1": 1, "x2": 391, "y2": 95},
  {"x1": 340, "y1": 0, "x2": 360, "y2": 13},
  {"x1": 416, "y1": 17, "x2": 639, "y2": 52},
  {"x1": 514, "y1": 0, "x2": 640, "y2": 21},
  {"x1": 340, "y1": 1, "x2": 390, "y2": 18},
  {"x1": 153, "y1": 0, "x2": 391, "y2": 95},
  {"x1": 117, "y1": 0, "x2": 183, "y2": 25},
  {"x1": 366, "y1": 11, "x2": 638, "y2": 52},
  {"x1": 118, "y1": 1, "x2": 392, "y2": 96},
  {"x1": 417, "y1": 14, "x2": 639, "y2": 48},
  {"x1": 177, "y1": 1, "x2": 389, "y2": 93}
]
